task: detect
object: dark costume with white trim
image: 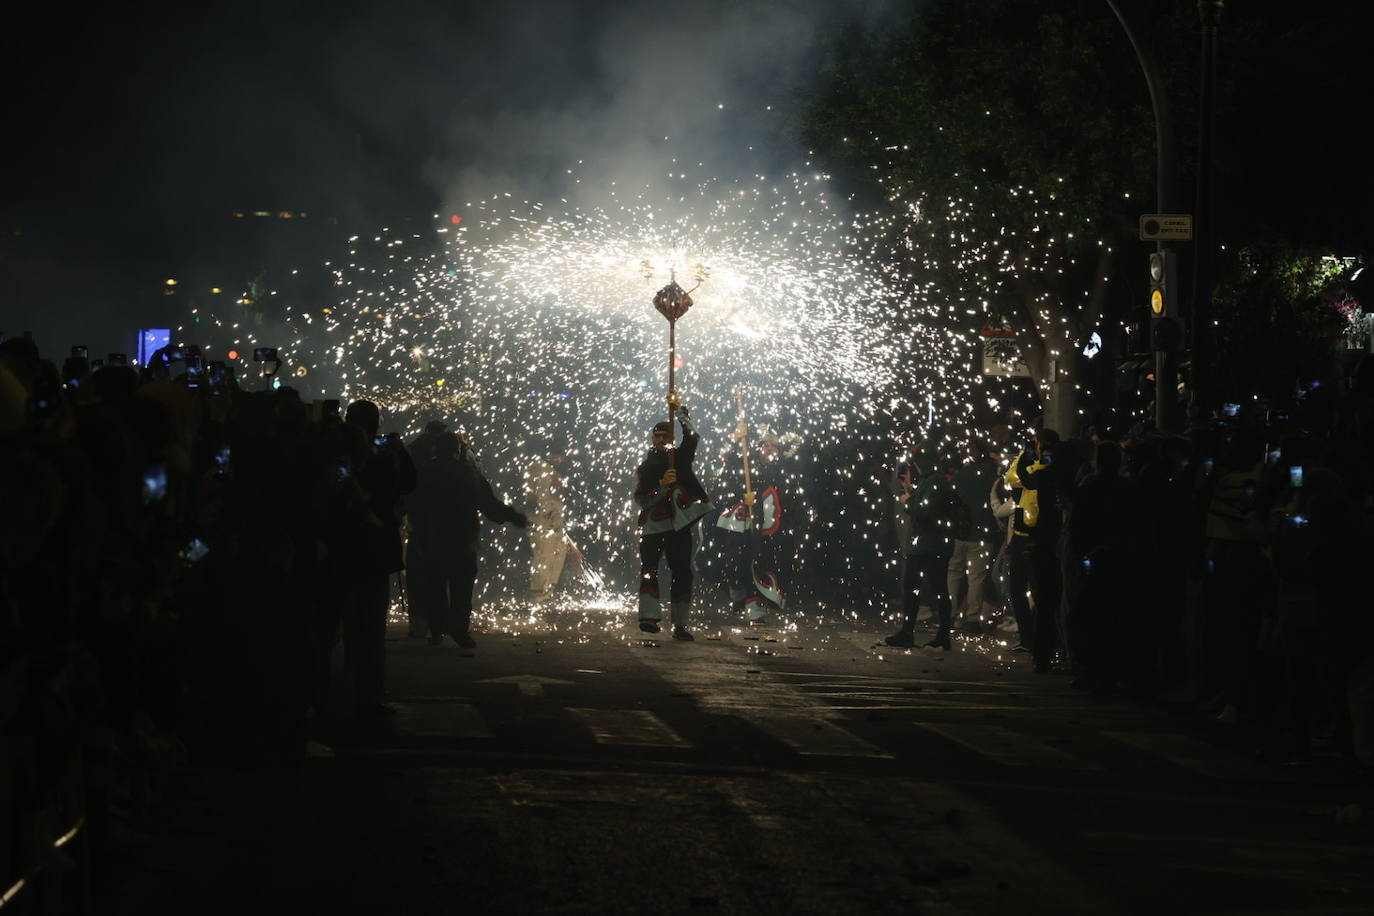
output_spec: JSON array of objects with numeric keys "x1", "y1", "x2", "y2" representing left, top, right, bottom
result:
[{"x1": 634, "y1": 413, "x2": 713, "y2": 625}]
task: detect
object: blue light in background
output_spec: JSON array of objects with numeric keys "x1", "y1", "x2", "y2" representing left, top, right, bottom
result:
[{"x1": 137, "y1": 328, "x2": 170, "y2": 366}]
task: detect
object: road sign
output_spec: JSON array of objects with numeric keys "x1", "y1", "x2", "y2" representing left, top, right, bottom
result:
[
  {"x1": 980, "y1": 338, "x2": 1032, "y2": 378},
  {"x1": 1139, "y1": 214, "x2": 1193, "y2": 241}
]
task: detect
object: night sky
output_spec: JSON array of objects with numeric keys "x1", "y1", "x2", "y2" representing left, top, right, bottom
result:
[
  {"x1": 3, "y1": 0, "x2": 1371, "y2": 356},
  {"x1": 3, "y1": 0, "x2": 890, "y2": 355}
]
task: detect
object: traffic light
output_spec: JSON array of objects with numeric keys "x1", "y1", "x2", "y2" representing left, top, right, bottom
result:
[{"x1": 1149, "y1": 250, "x2": 1183, "y2": 351}]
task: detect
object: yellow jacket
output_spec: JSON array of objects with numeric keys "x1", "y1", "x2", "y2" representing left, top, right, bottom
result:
[{"x1": 1003, "y1": 449, "x2": 1045, "y2": 535}]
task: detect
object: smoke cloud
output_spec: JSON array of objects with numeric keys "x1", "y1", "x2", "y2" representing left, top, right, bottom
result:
[{"x1": 1, "y1": 0, "x2": 902, "y2": 354}]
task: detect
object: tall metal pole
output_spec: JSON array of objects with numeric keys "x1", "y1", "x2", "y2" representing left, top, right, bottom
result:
[
  {"x1": 1107, "y1": 0, "x2": 1181, "y2": 432},
  {"x1": 1105, "y1": 0, "x2": 1177, "y2": 216},
  {"x1": 1191, "y1": 0, "x2": 1223, "y2": 423}
]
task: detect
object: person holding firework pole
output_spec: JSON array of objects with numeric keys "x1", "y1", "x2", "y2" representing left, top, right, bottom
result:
[
  {"x1": 715, "y1": 392, "x2": 791, "y2": 626},
  {"x1": 635, "y1": 395, "x2": 713, "y2": 638},
  {"x1": 635, "y1": 275, "x2": 713, "y2": 639}
]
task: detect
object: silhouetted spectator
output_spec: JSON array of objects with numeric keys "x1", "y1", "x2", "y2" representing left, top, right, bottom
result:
[
  {"x1": 407, "y1": 431, "x2": 527, "y2": 648},
  {"x1": 947, "y1": 439, "x2": 1001, "y2": 630},
  {"x1": 336, "y1": 400, "x2": 416, "y2": 718},
  {"x1": 1062, "y1": 441, "x2": 1138, "y2": 692}
]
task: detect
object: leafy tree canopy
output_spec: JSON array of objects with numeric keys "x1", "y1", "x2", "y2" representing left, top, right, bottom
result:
[{"x1": 803, "y1": 0, "x2": 1156, "y2": 246}]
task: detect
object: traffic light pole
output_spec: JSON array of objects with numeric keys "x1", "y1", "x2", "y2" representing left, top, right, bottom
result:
[{"x1": 1152, "y1": 249, "x2": 1182, "y2": 433}]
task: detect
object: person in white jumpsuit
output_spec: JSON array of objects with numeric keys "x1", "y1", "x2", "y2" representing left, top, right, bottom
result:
[{"x1": 525, "y1": 452, "x2": 570, "y2": 600}]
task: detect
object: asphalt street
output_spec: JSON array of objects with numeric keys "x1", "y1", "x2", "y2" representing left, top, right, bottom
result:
[{"x1": 104, "y1": 602, "x2": 1374, "y2": 915}]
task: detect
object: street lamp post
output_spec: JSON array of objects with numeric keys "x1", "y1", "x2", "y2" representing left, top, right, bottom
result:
[
  {"x1": 1191, "y1": 0, "x2": 1223, "y2": 423},
  {"x1": 1106, "y1": 0, "x2": 1181, "y2": 433}
]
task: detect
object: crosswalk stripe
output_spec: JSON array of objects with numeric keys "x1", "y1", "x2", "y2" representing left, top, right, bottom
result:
[
  {"x1": 753, "y1": 716, "x2": 892, "y2": 758},
  {"x1": 391, "y1": 701, "x2": 493, "y2": 739},
  {"x1": 1102, "y1": 731, "x2": 1295, "y2": 781},
  {"x1": 918, "y1": 723, "x2": 1099, "y2": 769},
  {"x1": 567, "y1": 708, "x2": 692, "y2": 748}
]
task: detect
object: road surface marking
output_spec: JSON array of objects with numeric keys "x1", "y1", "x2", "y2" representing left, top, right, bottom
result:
[
  {"x1": 753, "y1": 716, "x2": 892, "y2": 758},
  {"x1": 567, "y1": 708, "x2": 692, "y2": 748},
  {"x1": 391, "y1": 701, "x2": 494, "y2": 739},
  {"x1": 632, "y1": 645, "x2": 891, "y2": 757},
  {"x1": 918, "y1": 723, "x2": 1099, "y2": 769},
  {"x1": 1102, "y1": 731, "x2": 1297, "y2": 782},
  {"x1": 769, "y1": 669, "x2": 1014, "y2": 690},
  {"x1": 476, "y1": 674, "x2": 574, "y2": 696}
]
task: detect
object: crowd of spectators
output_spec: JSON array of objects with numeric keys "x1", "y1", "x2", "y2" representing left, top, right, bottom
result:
[
  {"x1": 914, "y1": 357, "x2": 1374, "y2": 775},
  {"x1": 4, "y1": 330, "x2": 1373, "y2": 909},
  {"x1": 0, "y1": 335, "x2": 424, "y2": 908}
]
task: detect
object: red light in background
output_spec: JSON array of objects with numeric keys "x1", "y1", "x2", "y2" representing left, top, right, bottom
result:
[
  {"x1": 449, "y1": 215, "x2": 462, "y2": 225},
  {"x1": 227, "y1": 350, "x2": 240, "y2": 360}
]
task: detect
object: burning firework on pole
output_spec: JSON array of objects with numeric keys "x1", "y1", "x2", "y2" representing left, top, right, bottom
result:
[{"x1": 652, "y1": 269, "x2": 700, "y2": 466}]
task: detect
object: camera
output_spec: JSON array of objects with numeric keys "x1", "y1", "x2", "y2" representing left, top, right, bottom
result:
[
  {"x1": 71, "y1": 345, "x2": 88, "y2": 358},
  {"x1": 185, "y1": 355, "x2": 204, "y2": 388},
  {"x1": 142, "y1": 463, "x2": 169, "y2": 503},
  {"x1": 61, "y1": 354, "x2": 89, "y2": 387},
  {"x1": 32, "y1": 381, "x2": 59, "y2": 420},
  {"x1": 1223, "y1": 403, "x2": 1240, "y2": 417},
  {"x1": 336, "y1": 461, "x2": 351, "y2": 481},
  {"x1": 213, "y1": 445, "x2": 231, "y2": 475},
  {"x1": 1289, "y1": 466, "x2": 1303, "y2": 488},
  {"x1": 179, "y1": 538, "x2": 210, "y2": 564},
  {"x1": 208, "y1": 361, "x2": 228, "y2": 392},
  {"x1": 107, "y1": 353, "x2": 127, "y2": 367},
  {"x1": 255, "y1": 347, "x2": 281, "y2": 377}
]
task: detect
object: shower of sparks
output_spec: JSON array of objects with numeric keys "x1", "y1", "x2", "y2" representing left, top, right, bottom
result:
[{"x1": 190, "y1": 169, "x2": 1017, "y2": 631}]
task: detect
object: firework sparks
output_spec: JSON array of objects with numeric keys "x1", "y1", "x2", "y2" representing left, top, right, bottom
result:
[{"x1": 193, "y1": 169, "x2": 987, "y2": 631}]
